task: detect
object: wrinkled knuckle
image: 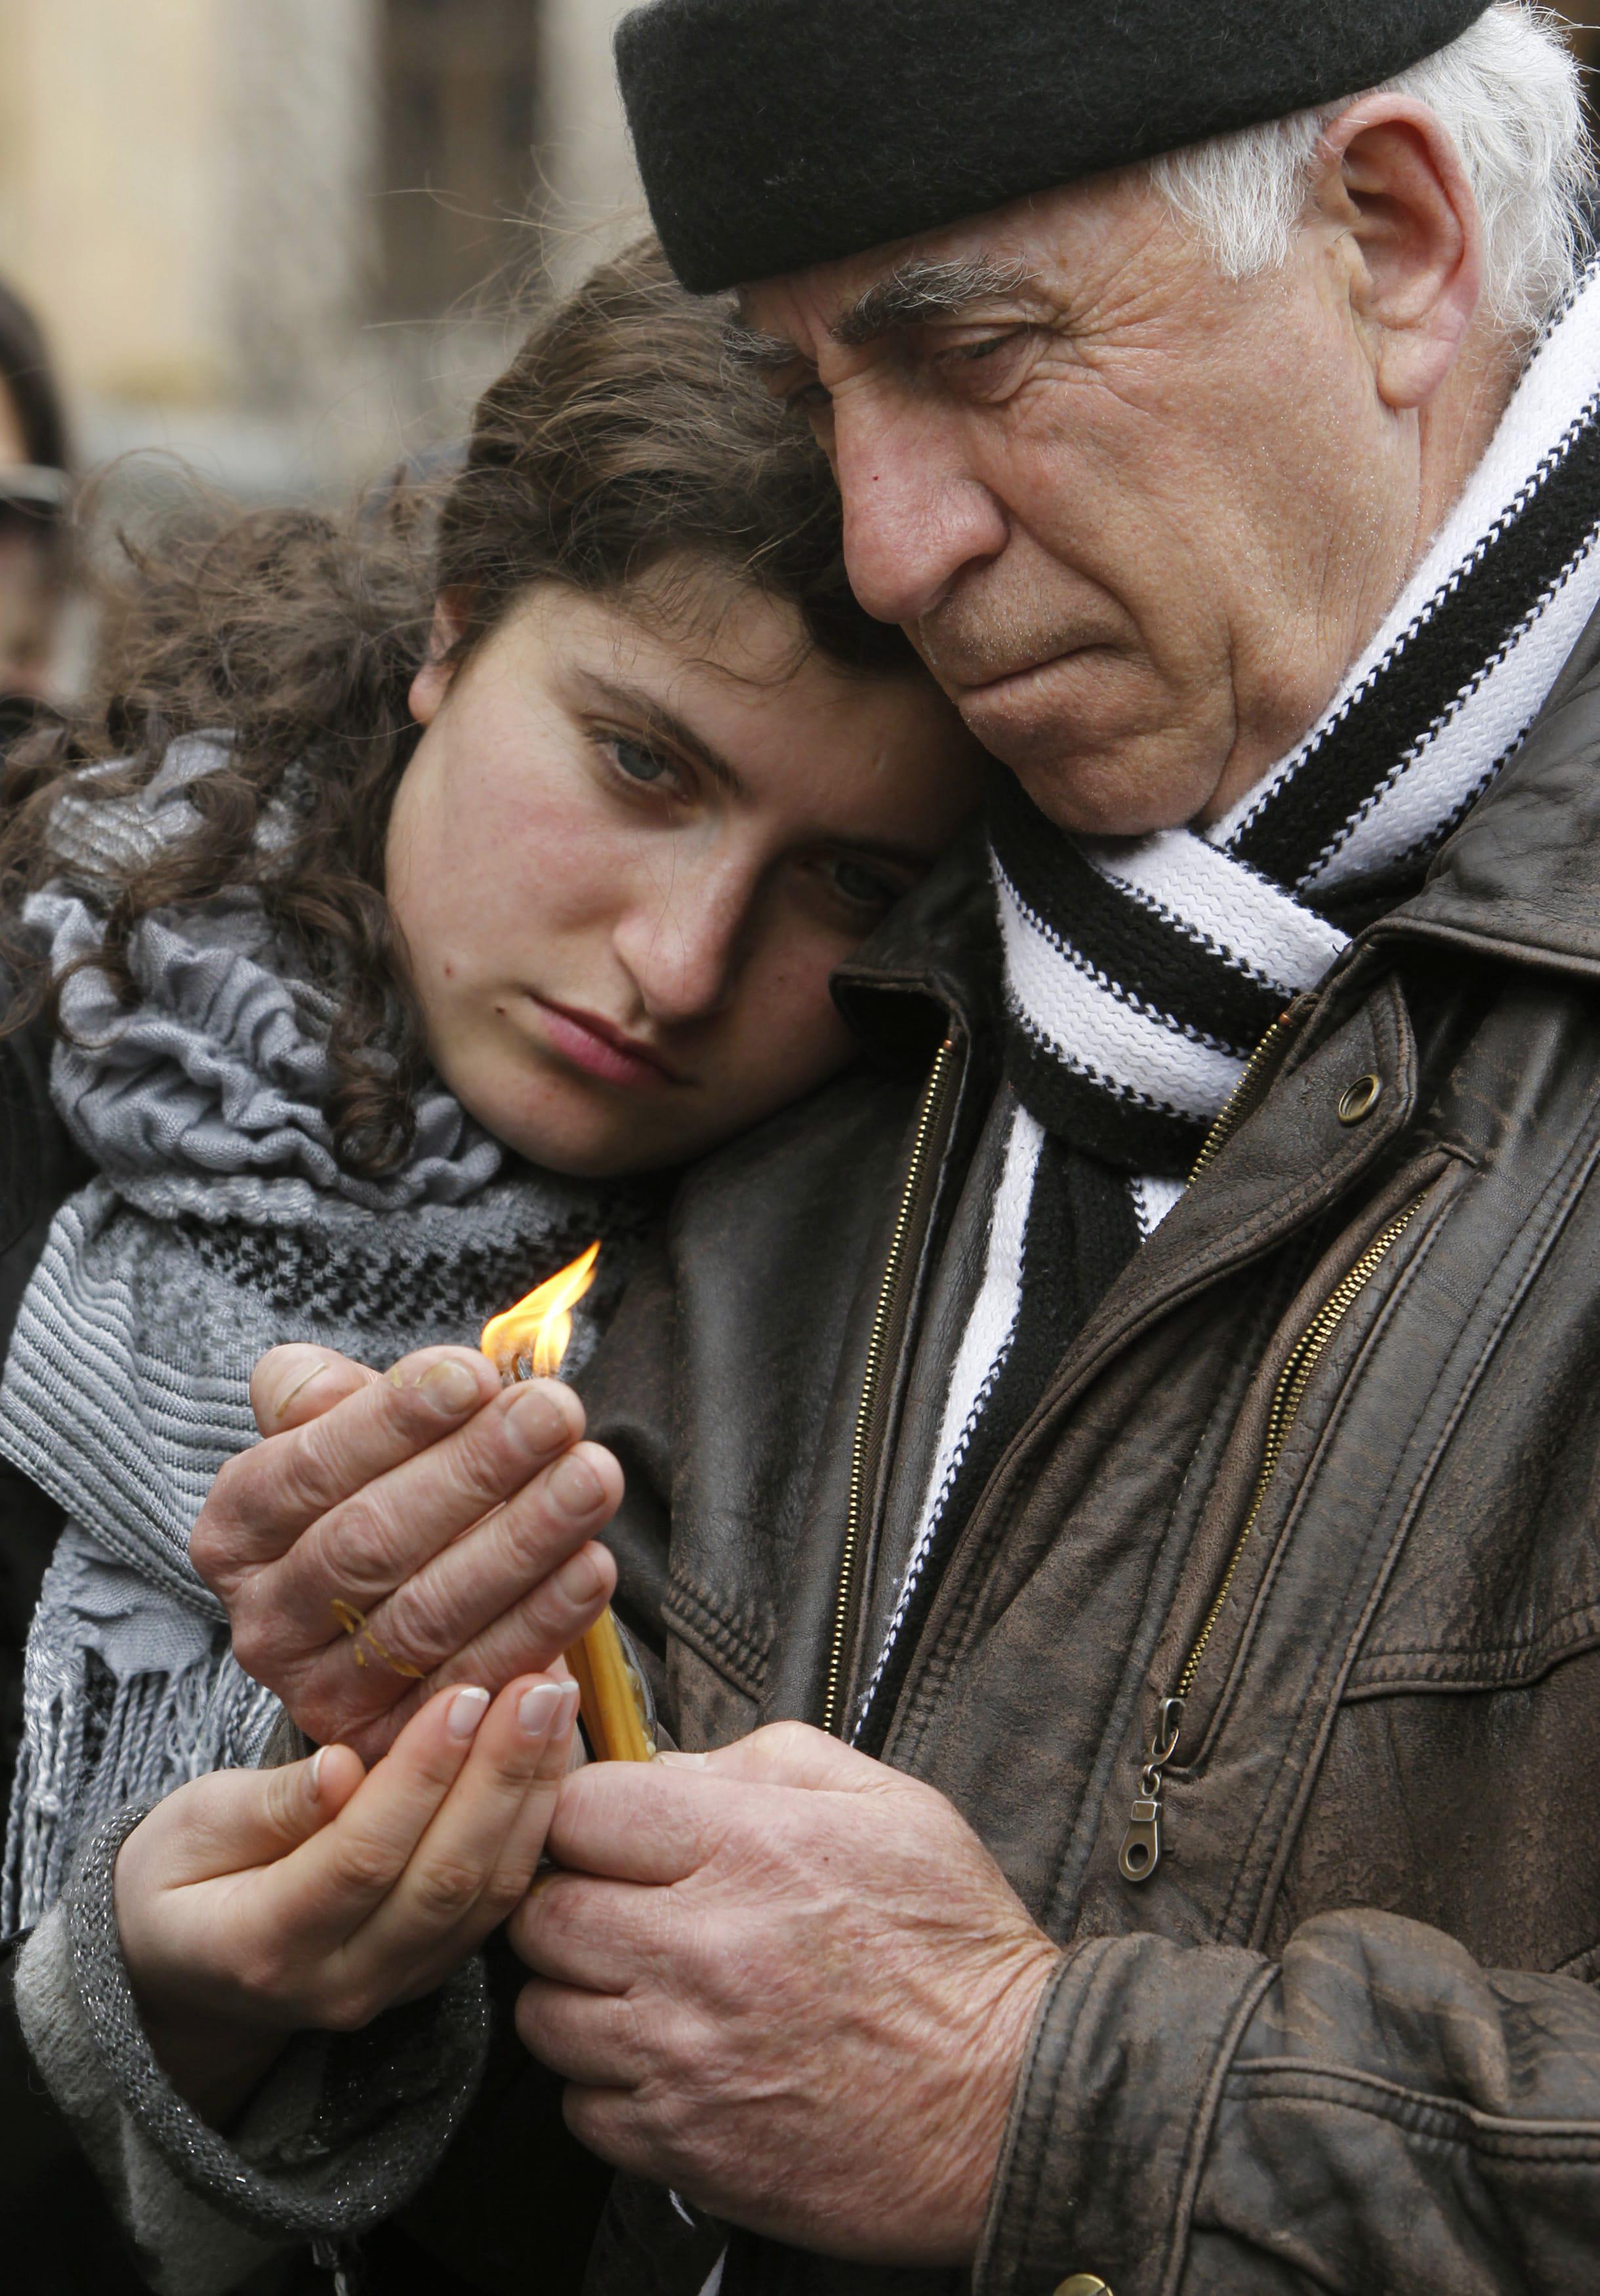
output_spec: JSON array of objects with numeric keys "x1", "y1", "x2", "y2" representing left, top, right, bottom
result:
[
  {"x1": 377, "y1": 1581, "x2": 452, "y2": 1673},
  {"x1": 501, "y1": 1583, "x2": 577, "y2": 1667},
  {"x1": 761, "y1": 1719, "x2": 816, "y2": 1764},
  {"x1": 216, "y1": 1441, "x2": 308, "y2": 1541},
  {"x1": 226, "y1": 1616, "x2": 262, "y2": 1672},
  {"x1": 614, "y1": 1989, "x2": 658, "y2": 2065},
  {"x1": 226, "y1": 1613, "x2": 275, "y2": 1678},
  {"x1": 320, "y1": 1493, "x2": 400, "y2": 1582},
  {"x1": 186, "y1": 1520, "x2": 223, "y2": 1586},
  {"x1": 287, "y1": 1410, "x2": 373, "y2": 1515},
  {"x1": 203, "y1": 1449, "x2": 246, "y2": 1515},
  {"x1": 532, "y1": 1881, "x2": 590, "y2": 1955},
  {"x1": 286, "y1": 1687, "x2": 345, "y2": 1745},
  {"x1": 497, "y1": 1490, "x2": 569, "y2": 1573},
  {"x1": 560, "y1": 2087, "x2": 602, "y2": 2148},
  {"x1": 190, "y1": 1494, "x2": 241, "y2": 1586}
]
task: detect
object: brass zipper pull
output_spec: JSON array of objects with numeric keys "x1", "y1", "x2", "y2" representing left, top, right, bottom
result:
[{"x1": 1118, "y1": 1696, "x2": 1183, "y2": 1882}]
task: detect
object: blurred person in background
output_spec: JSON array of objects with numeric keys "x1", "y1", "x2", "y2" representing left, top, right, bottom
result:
[{"x1": 0, "y1": 281, "x2": 71, "y2": 731}]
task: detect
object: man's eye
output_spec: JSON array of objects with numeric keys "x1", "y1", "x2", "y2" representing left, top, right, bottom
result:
[{"x1": 932, "y1": 328, "x2": 1034, "y2": 395}]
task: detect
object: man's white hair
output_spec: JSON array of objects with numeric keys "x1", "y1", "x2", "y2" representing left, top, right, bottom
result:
[{"x1": 1149, "y1": 3, "x2": 1593, "y2": 340}]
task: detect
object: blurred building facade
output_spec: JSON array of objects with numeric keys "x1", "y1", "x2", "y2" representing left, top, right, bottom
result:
[
  {"x1": 0, "y1": 0, "x2": 644, "y2": 499},
  {"x1": 0, "y1": 3, "x2": 1593, "y2": 508}
]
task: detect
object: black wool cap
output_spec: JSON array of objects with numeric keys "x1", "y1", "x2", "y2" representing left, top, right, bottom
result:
[{"x1": 615, "y1": 0, "x2": 1495, "y2": 291}]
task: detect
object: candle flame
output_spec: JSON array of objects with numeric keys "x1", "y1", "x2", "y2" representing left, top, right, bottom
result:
[
  {"x1": 480, "y1": 1240, "x2": 602, "y2": 1381},
  {"x1": 475, "y1": 1236, "x2": 653, "y2": 1762}
]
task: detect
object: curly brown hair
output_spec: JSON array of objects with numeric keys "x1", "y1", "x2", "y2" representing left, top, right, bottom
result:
[{"x1": 0, "y1": 238, "x2": 913, "y2": 1177}]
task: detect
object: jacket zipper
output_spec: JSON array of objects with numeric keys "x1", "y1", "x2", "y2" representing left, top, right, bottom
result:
[
  {"x1": 1118, "y1": 1189, "x2": 1426, "y2": 1883},
  {"x1": 821, "y1": 1037, "x2": 958, "y2": 1737},
  {"x1": 1186, "y1": 1006, "x2": 1298, "y2": 1185},
  {"x1": 829, "y1": 1004, "x2": 1290, "y2": 1739}
]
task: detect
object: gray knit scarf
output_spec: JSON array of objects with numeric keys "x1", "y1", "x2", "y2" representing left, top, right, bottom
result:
[{"x1": 1, "y1": 745, "x2": 639, "y2": 1930}]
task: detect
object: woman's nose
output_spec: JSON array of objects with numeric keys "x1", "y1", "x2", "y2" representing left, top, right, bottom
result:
[{"x1": 613, "y1": 861, "x2": 750, "y2": 1026}]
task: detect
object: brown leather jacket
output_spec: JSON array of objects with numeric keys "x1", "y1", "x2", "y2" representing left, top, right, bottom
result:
[{"x1": 529, "y1": 593, "x2": 1600, "y2": 2296}]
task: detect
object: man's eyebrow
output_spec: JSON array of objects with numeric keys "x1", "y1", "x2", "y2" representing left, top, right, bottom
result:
[
  {"x1": 723, "y1": 321, "x2": 809, "y2": 373},
  {"x1": 724, "y1": 256, "x2": 1039, "y2": 373},
  {"x1": 832, "y1": 256, "x2": 1036, "y2": 347},
  {"x1": 577, "y1": 672, "x2": 749, "y2": 798}
]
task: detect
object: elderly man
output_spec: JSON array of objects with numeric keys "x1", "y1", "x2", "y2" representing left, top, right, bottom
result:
[{"x1": 28, "y1": 3, "x2": 1600, "y2": 2292}]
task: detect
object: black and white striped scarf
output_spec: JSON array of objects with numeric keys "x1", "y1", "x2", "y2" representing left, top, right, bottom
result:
[{"x1": 853, "y1": 248, "x2": 1600, "y2": 1744}]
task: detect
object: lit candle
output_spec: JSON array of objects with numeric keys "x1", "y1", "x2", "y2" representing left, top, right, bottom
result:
[{"x1": 480, "y1": 1246, "x2": 654, "y2": 1761}]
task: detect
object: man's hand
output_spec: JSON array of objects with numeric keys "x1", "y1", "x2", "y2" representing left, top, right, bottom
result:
[
  {"x1": 508, "y1": 1723, "x2": 1060, "y2": 2267},
  {"x1": 190, "y1": 1343, "x2": 623, "y2": 1761},
  {"x1": 117, "y1": 1670, "x2": 581, "y2": 2125}
]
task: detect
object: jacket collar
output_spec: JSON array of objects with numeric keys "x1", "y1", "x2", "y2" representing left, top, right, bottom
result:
[
  {"x1": 831, "y1": 822, "x2": 1002, "y2": 1072},
  {"x1": 1373, "y1": 590, "x2": 1600, "y2": 979}
]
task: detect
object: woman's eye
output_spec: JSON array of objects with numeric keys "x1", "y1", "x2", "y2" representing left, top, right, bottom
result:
[
  {"x1": 827, "y1": 857, "x2": 900, "y2": 911},
  {"x1": 607, "y1": 735, "x2": 680, "y2": 790}
]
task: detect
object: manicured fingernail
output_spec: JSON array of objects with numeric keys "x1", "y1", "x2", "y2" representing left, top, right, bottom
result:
[
  {"x1": 310, "y1": 1746, "x2": 331, "y2": 1795},
  {"x1": 556, "y1": 1679, "x2": 581, "y2": 1728},
  {"x1": 550, "y1": 1450, "x2": 602, "y2": 1513},
  {"x1": 655, "y1": 1749, "x2": 707, "y2": 1768},
  {"x1": 415, "y1": 1358, "x2": 482, "y2": 1414},
  {"x1": 518, "y1": 1681, "x2": 564, "y2": 1737},
  {"x1": 554, "y1": 1546, "x2": 605, "y2": 1606},
  {"x1": 447, "y1": 1685, "x2": 491, "y2": 1738}
]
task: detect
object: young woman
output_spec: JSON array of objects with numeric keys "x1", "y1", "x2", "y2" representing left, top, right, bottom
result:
[{"x1": 0, "y1": 241, "x2": 979, "y2": 2287}]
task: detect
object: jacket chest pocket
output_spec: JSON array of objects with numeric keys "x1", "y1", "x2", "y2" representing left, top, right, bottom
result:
[
  {"x1": 1346, "y1": 1232, "x2": 1600, "y2": 1709},
  {"x1": 1288, "y1": 1201, "x2": 1600, "y2": 1969},
  {"x1": 1269, "y1": 1643, "x2": 1600, "y2": 1974},
  {"x1": 1115, "y1": 1118, "x2": 1600, "y2": 1964},
  {"x1": 1116, "y1": 1163, "x2": 1456, "y2": 1898}
]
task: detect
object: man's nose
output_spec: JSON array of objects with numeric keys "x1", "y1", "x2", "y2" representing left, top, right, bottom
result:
[
  {"x1": 832, "y1": 399, "x2": 1008, "y2": 628},
  {"x1": 615, "y1": 859, "x2": 750, "y2": 1026}
]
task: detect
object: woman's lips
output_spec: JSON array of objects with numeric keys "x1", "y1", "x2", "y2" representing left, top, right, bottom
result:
[{"x1": 531, "y1": 997, "x2": 684, "y2": 1090}]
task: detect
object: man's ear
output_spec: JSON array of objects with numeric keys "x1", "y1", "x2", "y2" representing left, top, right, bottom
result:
[
  {"x1": 407, "y1": 589, "x2": 472, "y2": 727},
  {"x1": 1311, "y1": 93, "x2": 1484, "y2": 413}
]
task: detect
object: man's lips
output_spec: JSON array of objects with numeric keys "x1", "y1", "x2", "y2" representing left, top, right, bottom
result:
[
  {"x1": 947, "y1": 643, "x2": 1096, "y2": 699},
  {"x1": 531, "y1": 998, "x2": 687, "y2": 1089}
]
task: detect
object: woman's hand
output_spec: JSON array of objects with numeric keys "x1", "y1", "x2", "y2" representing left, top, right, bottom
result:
[{"x1": 113, "y1": 1671, "x2": 579, "y2": 2126}]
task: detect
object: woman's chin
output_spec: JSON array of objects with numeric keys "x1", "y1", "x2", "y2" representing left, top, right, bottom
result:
[{"x1": 455, "y1": 1069, "x2": 670, "y2": 1180}]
